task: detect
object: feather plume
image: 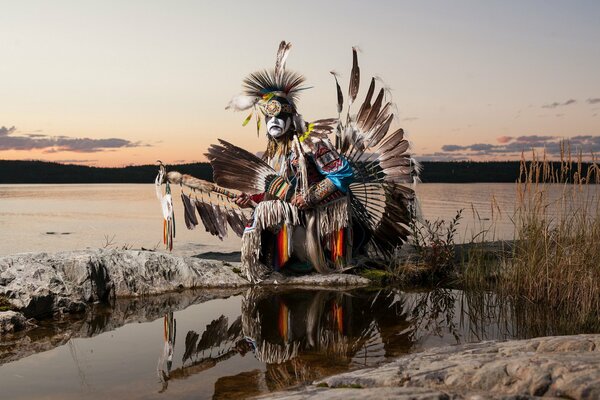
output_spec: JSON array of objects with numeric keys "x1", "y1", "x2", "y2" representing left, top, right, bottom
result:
[
  {"x1": 363, "y1": 113, "x2": 393, "y2": 150},
  {"x1": 361, "y1": 88, "x2": 384, "y2": 132},
  {"x1": 348, "y1": 47, "x2": 360, "y2": 104},
  {"x1": 212, "y1": 204, "x2": 228, "y2": 239},
  {"x1": 226, "y1": 208, "x2": 247, "y2": 237},
  {"x1": 195, "y1": 200, "x2": 214, "y2": 236},
  {"x1": 378, "y1": 139, "x2": 410, "y2": 162},
  {"x1": 356, "y1": 78, "x2": 375, "y2": 125},
  {"x1": 243, "y1": 69, "x2": 307, "y2": 105},
  {"x1": 181, "y1": 192, "x2": 199, "y2": 229},
  {"x1": 242, "y1": 111, "x2": 253, "y2": 126},
  {"x1": 274, "y1": 41, "x2": 292, "y2": 82},
  {"x1": 226, "y1": 94, "x2": 259, "y2": 111},
  {"x1": 376, "y1": 128, "x2": 405, "y2": 155},
  {"x1": 340, "y1": 123, "x2": 358, "y2": 153},
  {"x1": 330, "y1": 71, "x2": 343, "y2": 114}
]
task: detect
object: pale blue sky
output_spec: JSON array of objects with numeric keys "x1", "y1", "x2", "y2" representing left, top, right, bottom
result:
[{"x1": 1, "y1": 0, "x2": 599, "y2": 165}]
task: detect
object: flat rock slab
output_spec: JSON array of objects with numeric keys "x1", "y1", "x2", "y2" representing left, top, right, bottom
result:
[
  {"x1": 0, "y1": 249, "x2": 249, "y2": 319},
  {"x1": 266, "y1": 334, "x2": 600, "y2": 400},
  {"x1": 262, "y1": 271, "x2": 370, "y2": 287},
  {"x1": 260, "y1": 386, "x2": 456, "y2": 400}
]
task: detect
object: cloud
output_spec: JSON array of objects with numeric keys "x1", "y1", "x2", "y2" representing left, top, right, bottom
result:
[
  {"x1": 0, "y1": 126, "x2": 16, "y2": 136},
  {"x1": 587, "y1": 98, "x2": 600, "y2": 104},
  {"x1": 541, "y1": 99, "x2": 577, "y2": 109},
  {"x1": 441, "y1": 144, "x2": 465, "y2": 152},
  {"x1": 0, "y1": 125, "x2": 147, "y2": 153},
  {"x1": 53, "y1": 159, "x2": 99, "y2": 164},
  {"x1": 431, "y1": 135, "x2": 600, "y2": 160},
  {"x1": 514, "y1": 135, "x2": 555, "y2": 143},
  {"x1": 418, "y1": 153, "x2": 470, "y2": 161}
]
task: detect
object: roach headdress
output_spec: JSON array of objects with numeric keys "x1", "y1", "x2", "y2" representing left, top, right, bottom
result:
[{"x1": 226, "y1": 41, "x2": 309, "y2": 135}]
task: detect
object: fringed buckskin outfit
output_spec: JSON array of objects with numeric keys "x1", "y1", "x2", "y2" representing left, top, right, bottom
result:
[{"x1": 241, "y1": 133, "x2": 356, "y2": 280}]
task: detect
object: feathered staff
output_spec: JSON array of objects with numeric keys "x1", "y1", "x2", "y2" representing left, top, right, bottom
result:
[
  {"x1": 155, "y1": 162, "x2": 254, "y2": 246},
  {"x1": 155, "y1": 163, "x2": 176, "y2": 250},
  {"x1": 157, "y1": 161, "x2": 258, "y2": 206}
]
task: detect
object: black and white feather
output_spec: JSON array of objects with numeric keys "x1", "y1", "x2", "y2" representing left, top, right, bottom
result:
[{"x1": 205, "y1": 139, "x2": 281, "y2": 195}]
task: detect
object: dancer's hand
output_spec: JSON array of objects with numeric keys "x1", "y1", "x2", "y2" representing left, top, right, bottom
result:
[
  {"x1": 235, "y1": 193, "x2": 253, "y2": 208},
  {"x1": 291, "y1": 194, "x2": 308, "y2": 210}
]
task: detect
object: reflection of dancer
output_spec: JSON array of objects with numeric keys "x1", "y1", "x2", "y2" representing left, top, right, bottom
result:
[
  {"x1": 157, "y1": 312, "x2": 176, "y2": 392},
  {"x1": 155, "y1": 288, "x2": 415, "y2": 397}
]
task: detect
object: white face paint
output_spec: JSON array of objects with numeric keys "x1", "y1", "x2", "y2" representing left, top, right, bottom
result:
[{"x1": 266, "y1": 116, "x2": 292, "y2": 138}]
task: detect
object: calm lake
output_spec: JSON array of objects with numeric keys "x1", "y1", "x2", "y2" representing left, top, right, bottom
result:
[
  {"x1": 1, "y1": 287, "x2": 596, "y2": 400},
  {"x1": 1, "y1": 183, "x2": 598, "y2": 399},
  {"x1": 0, "y1": 183, "x2": 521, "y2": 257}
]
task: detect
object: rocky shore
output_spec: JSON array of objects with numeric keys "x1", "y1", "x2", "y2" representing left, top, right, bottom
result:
[
  {"x1": 264, "y1": 334, "x2": 600, "y2": 400},
  {"x1": 0, "y1": 249, "x2": 369, "y2": 333},
  {"x1": 2, "y1": 249, "x2": 599, "y2": 399}
]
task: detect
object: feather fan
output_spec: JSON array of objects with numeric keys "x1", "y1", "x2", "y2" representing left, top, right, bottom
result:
[
  {"x1": 205, "y1": 139, "x2": 281, "y2": 194},
  {"x1": 324, "y1": 47, "x2": 420, "y2": 257}
]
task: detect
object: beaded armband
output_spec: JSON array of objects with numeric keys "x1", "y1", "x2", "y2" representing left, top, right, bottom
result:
[
  {"x1": 306, "y1": 178, "x2": 337, "y2": 206},
  {"x1": 266, "y1": 175, "x2": 291, "y2": 201}
]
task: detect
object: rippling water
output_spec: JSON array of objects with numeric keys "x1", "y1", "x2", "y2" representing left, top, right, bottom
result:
[{"x1": 0, "y1": 183, "x2": 527, "y2": 257}]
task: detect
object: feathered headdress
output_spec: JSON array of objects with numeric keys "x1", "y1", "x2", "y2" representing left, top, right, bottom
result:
[{"x1": 226, "y1": 41, "x2": 309, "y2": 135}]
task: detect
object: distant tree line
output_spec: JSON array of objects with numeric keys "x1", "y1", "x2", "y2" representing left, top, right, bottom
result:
[
  {"x1": 0, "y1": 160, "x2": 212, "y2": 184},
  {"x1": 0, "y1": 160, "x2": 594, "y2": 184}
]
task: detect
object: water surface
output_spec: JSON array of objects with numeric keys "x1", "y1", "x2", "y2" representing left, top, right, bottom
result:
[
  {"x1": 1, "y1": 287, "x2": 597, "y2": 399},
  {"x1": 0, "y1": 183, "x2": 527, "y2": 256}
]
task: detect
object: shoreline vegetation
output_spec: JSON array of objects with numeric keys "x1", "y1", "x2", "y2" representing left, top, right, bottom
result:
[
  {"x1": 2, "y1": 159, "x2": 600, "y2": 184},
  {"x1": 372, "y1": 149, "x2": 600, "y2": 329}
]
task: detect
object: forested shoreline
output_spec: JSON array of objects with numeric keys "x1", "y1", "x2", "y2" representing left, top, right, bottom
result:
[{"x1": 0, "y1": 159, "x2": 593, "y2": 183}]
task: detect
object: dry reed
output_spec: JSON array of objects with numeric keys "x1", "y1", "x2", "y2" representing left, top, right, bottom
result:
[{"x1": 503, "y1": 144, "x2": 600, "y2": 322}]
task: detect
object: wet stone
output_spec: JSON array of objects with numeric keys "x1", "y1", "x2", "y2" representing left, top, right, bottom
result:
[{"x1": 0, "y1": 311, "x2": 27, "y2": 334}]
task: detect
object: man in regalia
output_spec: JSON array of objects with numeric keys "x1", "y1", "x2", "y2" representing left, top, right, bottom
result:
[{"x1": 160, "y1": 41, "x2": 418, "y2": 282}]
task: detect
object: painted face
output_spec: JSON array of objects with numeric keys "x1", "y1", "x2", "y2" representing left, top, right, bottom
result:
[{"x1": 266, "y1": 115, "x2": 292, "y2": 138}]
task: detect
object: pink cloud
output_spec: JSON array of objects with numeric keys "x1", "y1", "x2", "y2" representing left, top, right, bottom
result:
[{"x1": 496, "y1": 136, "x2": 513, "y2": 144}]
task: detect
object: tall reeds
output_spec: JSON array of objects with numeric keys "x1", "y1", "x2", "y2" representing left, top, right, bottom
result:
[{"x1": 504, "y1": 144, "x2": 600, "y2": 322}]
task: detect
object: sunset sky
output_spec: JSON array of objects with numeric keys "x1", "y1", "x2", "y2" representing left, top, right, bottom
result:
[{"x1": 1, "y1": 0, "x2": 599, "y2": 166}]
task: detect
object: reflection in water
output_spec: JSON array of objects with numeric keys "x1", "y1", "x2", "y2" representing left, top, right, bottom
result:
[
  {"x1": 158, "y1": 288, "x2": 415, "y2": 397},
  {"x1": 159, "y1": 288, "x2": 600, "y2": 398},
  {"x1": 157, "y1": 312, "x2": 176, "y2": 392},
  {"x1": 2, "y1": 286, "x2": 599, "y2": 400}
]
